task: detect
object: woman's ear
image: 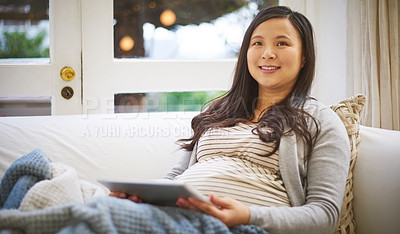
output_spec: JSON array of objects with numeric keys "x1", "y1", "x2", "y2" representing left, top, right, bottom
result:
[{"x1": 301, "y1": 56, "x2": 306, "y2": 68}]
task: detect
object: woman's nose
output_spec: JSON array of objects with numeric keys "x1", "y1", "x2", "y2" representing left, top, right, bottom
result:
[{"x1": 261, "y1": 47, "x2": 276, "y2": 60}]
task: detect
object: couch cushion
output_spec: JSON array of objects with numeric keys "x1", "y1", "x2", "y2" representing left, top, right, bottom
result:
[{"x1": 330, "y1": 94, "x2": 366, "y2": 234}]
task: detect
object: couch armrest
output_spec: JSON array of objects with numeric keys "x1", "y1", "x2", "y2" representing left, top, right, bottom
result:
[{"x1": 353, "y1": 125, "x2": 400, "y2": 234}]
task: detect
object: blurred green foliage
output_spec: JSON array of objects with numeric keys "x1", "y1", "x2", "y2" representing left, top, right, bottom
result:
[
  {"x1": 157, "y1": 91, "x2": 227, "y2": 112},
  {"x1": 0, "y1": 30, "x2": 49, "y2": 58}
]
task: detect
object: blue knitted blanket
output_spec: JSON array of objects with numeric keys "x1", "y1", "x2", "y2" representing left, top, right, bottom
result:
[
  {"x1": 0, "y1": 149, "x2": 52, "y2": 209},
  {"x1": 0, "y1": 196, "x2": 268, "y2": 234},
  {"x1": 0, "y1": 150, "x2": 268, "y2": 233}
]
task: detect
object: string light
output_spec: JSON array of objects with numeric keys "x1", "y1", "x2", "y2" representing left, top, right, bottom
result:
[
  {"x1": 160, "y1": 9, "x2": 176, "y2": 26},
  {"x1": 149, "y1": 2, "x2": 156, "y2": 9},
  {"x1": 133, "y1": 4, "x2": 141, "y2": 11},
  {"x1": 119, "y1": 35, "x2": 134, "y2": 51}
]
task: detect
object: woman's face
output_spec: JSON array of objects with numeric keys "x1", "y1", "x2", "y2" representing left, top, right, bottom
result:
[{"x1": 247, "y1": 18, "x2": 304, "y2": 96}]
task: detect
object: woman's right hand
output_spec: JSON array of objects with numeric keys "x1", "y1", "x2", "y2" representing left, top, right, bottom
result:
[{"x1": 109, "y1": 190, "x2": 143, "y2": 203}]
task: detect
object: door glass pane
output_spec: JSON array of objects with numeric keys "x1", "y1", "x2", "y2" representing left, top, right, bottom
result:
[
  {"x1": 115, "y1": 91, "x2": 227, "y2": 113},
  {"x1": 0, "y1": 0, "x2": 49, "y2": 62},
  {"x1": 114, "y1": 0, "x2": 278, "y2": 59}
]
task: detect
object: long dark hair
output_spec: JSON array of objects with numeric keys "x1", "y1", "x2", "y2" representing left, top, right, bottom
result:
[{"x1": 180, "y1": 6, "x2": 320, "y2": 158}]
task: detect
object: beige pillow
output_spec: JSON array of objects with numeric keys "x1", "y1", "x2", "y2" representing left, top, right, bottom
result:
[{"x1": 330, "y1": 94, "x2": 366, "y2": 234}]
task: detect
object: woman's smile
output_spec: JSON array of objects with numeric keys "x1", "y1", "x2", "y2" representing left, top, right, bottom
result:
[{"x1": 259, "y1": 65, "x2": 281, "y2": 73}]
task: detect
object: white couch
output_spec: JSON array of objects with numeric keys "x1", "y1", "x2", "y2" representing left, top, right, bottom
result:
[{"x1": 0, "y1": 112, "x2": 399, "y2": 234}]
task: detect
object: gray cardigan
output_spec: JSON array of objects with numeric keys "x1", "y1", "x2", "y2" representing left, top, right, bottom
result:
[{"x1": 164, "y1": 99, "x2": 350, "y2": 234}]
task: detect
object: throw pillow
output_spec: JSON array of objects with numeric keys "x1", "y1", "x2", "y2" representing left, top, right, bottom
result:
[{"x1": 330, "y1": 94, "x2": 366, "y2": 234}]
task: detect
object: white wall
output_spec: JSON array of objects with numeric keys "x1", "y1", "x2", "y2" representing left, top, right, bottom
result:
[{"x1": 280, "y1": 0, "x2": 348, "y2": 105}]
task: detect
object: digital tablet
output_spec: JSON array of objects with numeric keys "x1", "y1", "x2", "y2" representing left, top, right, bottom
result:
[{"x1": 98, "y1": 178, "x2": 209, "y2": 206}]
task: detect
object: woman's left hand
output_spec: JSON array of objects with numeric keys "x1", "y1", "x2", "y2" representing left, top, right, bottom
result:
[{"x1": 176, "y1": 193, "x2": 250, "y2": 227}]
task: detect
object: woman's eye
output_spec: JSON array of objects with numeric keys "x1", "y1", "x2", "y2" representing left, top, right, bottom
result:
[
  {"x1": 253, "y1": 41, "x2": 262, "y2": 46},
  {"x1": 277, "y1": 41, "x2": 288, "y2": 46}
]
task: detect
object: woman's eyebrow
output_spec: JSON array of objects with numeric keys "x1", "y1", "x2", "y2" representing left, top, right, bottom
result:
[
  {"x1": 250, "y1": 35, "x2": 293, "y2": 41},
  {"x1": 250, "y1": 35, "x2": 263, "y2": 41},
  {"x1": 276, "y1": 35, "x2": 292, "y2": 41}
]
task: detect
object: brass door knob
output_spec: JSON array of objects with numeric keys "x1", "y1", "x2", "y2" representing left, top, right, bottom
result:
[{"x1": 60, "y1": 66, "x2": 75, "y2": 81}]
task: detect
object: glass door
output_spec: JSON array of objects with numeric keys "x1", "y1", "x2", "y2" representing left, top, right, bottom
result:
[
  {"x1": 82, "y1": 0, "x2": 276, "y2": 114},
  {"x1": 0, "y1": 0, "x2": 82, "y2": 116},
  {"x1": 0, "y1": 0, "x2": 277, "y2": 116}
]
